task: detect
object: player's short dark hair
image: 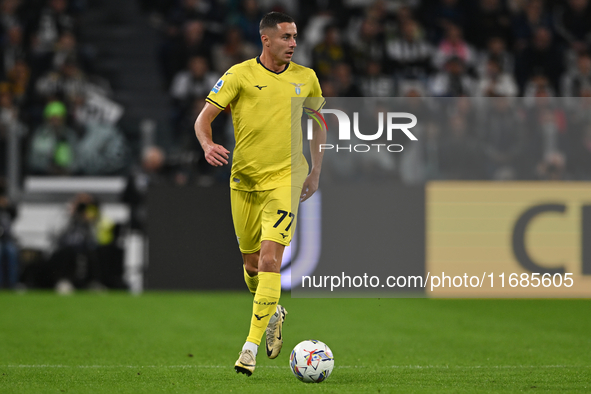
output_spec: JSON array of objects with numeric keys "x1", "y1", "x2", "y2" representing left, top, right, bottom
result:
[{"x1": 259, "y1": 12, "x2": 295, "y2": 35}]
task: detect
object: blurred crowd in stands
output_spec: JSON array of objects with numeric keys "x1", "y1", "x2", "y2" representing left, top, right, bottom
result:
[
  {"x1": 0, "y1": 0, "x2": 590, "y2": 187},
  {"x1": 0, "y1": 0, "x2": 127, "y2": 188},
  {"x1": 140, "y1": 0, "x2": 591, "y2": 183},
  {"x1": 0, "y1": 0, "x2": 129, "y2": 290}
]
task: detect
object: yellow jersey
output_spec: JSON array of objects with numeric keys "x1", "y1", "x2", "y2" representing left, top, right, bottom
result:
[{"x1": 206, "y1": 57, "x2": 325, "y2": 191}]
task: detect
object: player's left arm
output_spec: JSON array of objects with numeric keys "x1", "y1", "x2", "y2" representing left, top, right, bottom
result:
[
  {"x1": 301, "y1": 119, "x2": 326, "y2": 202},
  {"x1": 301, "y1": 73, "x2": 326, "y2": 202}
]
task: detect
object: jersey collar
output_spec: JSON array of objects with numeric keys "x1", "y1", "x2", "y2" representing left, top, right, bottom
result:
[{"x1": 256, "y1": 56, "x2": 290, "y2": 75}]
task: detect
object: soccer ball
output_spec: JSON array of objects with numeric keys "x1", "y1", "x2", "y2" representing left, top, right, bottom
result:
[{"x1": 289, "y1": 339, "x2": 334, "y2": 383}]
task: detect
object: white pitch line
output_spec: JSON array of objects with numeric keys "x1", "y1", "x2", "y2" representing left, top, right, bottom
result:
[{"x1": 0, "y1": 365, "x2": 587, "y2": 369}]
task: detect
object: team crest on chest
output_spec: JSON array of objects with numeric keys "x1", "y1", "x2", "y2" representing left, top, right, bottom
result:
[{"x1": 290, "y1": 82, "x2": 305, "y2": 95}]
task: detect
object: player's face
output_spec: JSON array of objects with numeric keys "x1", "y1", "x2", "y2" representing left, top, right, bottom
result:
[{"x1": 267, "y1": 22, "x2": 297, "y2": 64}]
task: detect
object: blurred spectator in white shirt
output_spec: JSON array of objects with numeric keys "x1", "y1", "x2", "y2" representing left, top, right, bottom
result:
[
  {"x1": 170, "y1": 55, "x2": 217, "y2": 103},
  {"x1": 36, "y1": 56, "x2": 89, "y2": 102},
  {"x1": 30, "y1": 0, "x2": 78, "y2": 54},
  {"x1": 477, "y1": 58, "x2": 518, "y2": 96},
  {"x1": 170, "y1": 54, "x2": 217, "y2": 141},
  {"x1": 430, "y1": 56, "x2": 476, "y2": 96},
  {"x1": 476, "y1": 36, "x2": 514, "y2": 77},
  {"x1": 562, "y1": 51, "x2": 591, "y2": 96},
  {"x1": 386, "y1": 19, "x2": 432, "y2": 80}
]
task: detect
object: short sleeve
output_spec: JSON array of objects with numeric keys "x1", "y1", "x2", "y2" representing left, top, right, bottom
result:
[
  {"x1": 304, "y1": 71, "x2": 325, "y2": 112},
  {"x1": 205, "y1": 67, "x2": 241, "y2": 110}
]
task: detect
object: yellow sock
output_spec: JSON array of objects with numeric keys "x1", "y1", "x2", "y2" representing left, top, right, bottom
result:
[
  {"x1": 246, "y1": 272, "x2": 281, "y2": 346},
  {"x1": 243, "y1": 265, "x2": 259, "y2": 295}
]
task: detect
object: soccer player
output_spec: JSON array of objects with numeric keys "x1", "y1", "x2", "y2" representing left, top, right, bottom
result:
[{"x1": 194, "y1": 12, "x2": 326, "y2": 376}]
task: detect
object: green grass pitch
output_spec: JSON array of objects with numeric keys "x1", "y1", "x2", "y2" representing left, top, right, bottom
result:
[{"x1": 0, "y1": 292, "x2": 589, "y2": 393}]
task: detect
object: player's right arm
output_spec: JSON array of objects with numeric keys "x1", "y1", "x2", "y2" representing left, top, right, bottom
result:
[
  {"x1": 195, "y1": 66, "x2": 241, "y2": 166},
  {"x1": 194, "y1": 103, "x2": 229, "y2": 167}
]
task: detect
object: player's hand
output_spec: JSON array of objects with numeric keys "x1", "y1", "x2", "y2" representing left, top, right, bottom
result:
[
  {"x1": 203, "y1": 143, "x2": 230, "y2": 167},
  {"x1": 300, "y1": 173, "x2": 319, "y2": 203}
]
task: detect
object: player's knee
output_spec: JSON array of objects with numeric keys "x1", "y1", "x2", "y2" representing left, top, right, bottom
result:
[
  {"x1": 258, "y1": 254, "x2": 280, "y2": 273},
  {"x1": 244, "y1": 263, "x2": 258, "y2": 276},
  {"x1": 243, "y1": 255, "x2": 259, "y2": 276}
]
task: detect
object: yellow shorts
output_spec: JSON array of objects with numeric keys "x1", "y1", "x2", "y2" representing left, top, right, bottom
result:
[{"x1": 231, "y1": 186, "x2": 302, "y2": 254}]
